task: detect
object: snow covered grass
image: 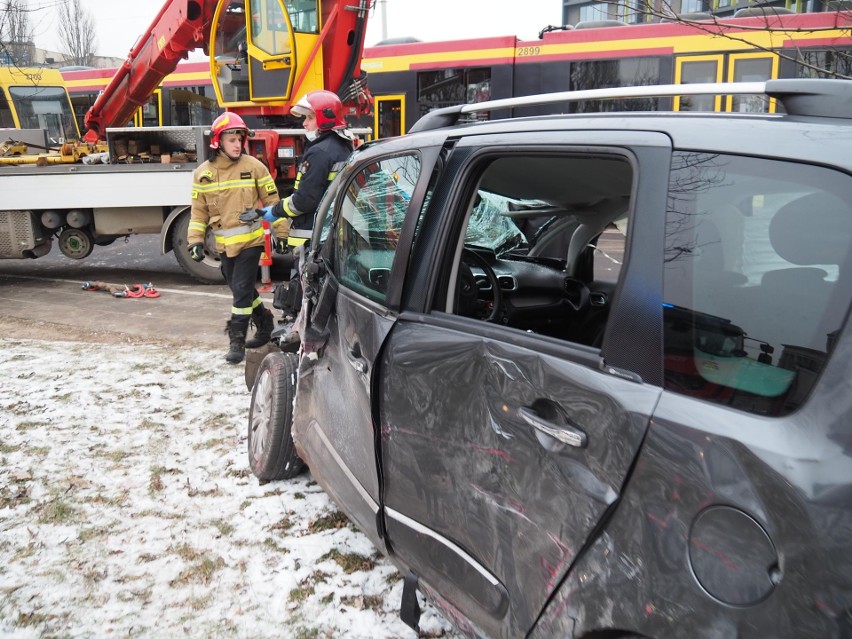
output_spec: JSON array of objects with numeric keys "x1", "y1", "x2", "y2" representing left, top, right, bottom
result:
[{"x1": 0, "y1": 337, "x2": 458, "y2": 638}]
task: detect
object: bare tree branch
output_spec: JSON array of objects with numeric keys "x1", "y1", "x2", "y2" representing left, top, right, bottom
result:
[
  {"x1": 1, "y1": 0, "x2": 35, "y2": 66},
  {"x1": 58, "y1": 0, "x2": 96, "y2": 67}
]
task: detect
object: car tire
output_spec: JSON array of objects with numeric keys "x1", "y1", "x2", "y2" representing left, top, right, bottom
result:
[{"x1": 247, "y1": 351, "x2": 305, "y2": 481}]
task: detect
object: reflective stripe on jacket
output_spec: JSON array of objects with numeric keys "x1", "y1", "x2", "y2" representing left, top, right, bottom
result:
[{"x1": 188, "y1": 153, "x2": 285, "y2": 257}]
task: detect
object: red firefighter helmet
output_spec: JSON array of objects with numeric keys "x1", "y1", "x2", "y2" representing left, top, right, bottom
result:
[
  {"x1": 209, "y1": 112, "x2": 253, "y2": 149},
  {"x1": 290, "y1": 90, "x2": 347, "y2": 131}
]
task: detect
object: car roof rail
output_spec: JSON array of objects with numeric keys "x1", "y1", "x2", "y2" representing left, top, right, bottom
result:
[{"x1": 407, "y1": 79, "x2": 852, "y2": 133}]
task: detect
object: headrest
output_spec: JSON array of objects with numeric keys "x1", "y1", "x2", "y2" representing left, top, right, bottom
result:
[{"x1": 770, "y1": 192, "x2": 851, "y2": 265}]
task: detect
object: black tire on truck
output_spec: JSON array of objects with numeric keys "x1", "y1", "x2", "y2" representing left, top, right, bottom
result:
[
  {"x1": 171, "y1": 210, "x2": 225, "y2": 284},
  {"x1": 248, "y1": 351, "x2": 305, "y2": 481}
]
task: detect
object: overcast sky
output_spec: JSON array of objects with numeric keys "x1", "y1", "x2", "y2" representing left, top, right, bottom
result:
[{"x1": 31, "y1": 0, "x2": 563, "y2": 59}]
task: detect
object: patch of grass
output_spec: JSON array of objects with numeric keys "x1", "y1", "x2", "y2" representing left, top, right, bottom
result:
[
  {"x1": 189, "y1": 593, "x2": 214, "y2": 611},
  {"x1": 225, "y1": 467, "x2": 251, "y2": 479},
  {"x1": 186, "y1": 483, "x2": 222, "y2": 498},
  {"x1": 262, "y1": 537, "x2": 288, "y2": 553},
  {"x1": 288, "y1": 580, "x2": 315, "y2": 603},
  {"x1": 202, "y1": 413, "x2": 230, "y2": 429},
  {"x1": 0, "y1": 485, "x2": 30, "y2": 509},
  {"x1": 139, "y1": 418, "x2": 164, "y2": 430},
  {"x1": 341, "y1": 594, "x2": 384, "y2": 611},
  {"x1": 213, "y1": 520, "x2": 235, "y2": 536},
  {"x1": 269, "y1": 516, "x2": 294, "y2": 533},
  {"x1": 320, "y1": 548, "x2": 376, "y2": 574},
  {"x1": 28, "y1": 445, "x2": 50, "y2": 458},
  {"x1": 54, "y1": 392, "x2": 73, "y2": 402},
  {"x1": 78, "y1": 526, "x2": 109, "y2": 543},
  {"x1": 172, "y1": 543, "x2": 203, "y2": 562},
  {"x1": 169, "y1": 555, "x2": 225, "y2": 587},
  {"x1": 321, "y1": 593, "x2": 334, "y2": 605},
  {"x1": 117, "y1": 586, "x2": 153, "y2": 603},
  {"x1": 0, "y1": 442, "x2": 16, "y2": 454},
  {"x1": 292, "y1": 628, "x2": 320, "y2": 639},
  {"x1": 310, "y1": 570, "x2": 332, "y2": 584},
  {"x1": 149, "y1": 468, "x2": 165, "y2": 494},
  {"x1": 185, "y1": 366, "x2": 211, "y2": 382},
  {"x1": 15, "y1": 420, "x2": 48, "y2": 431},
  {"x1": 15, "y1": 611, "x2": 54, "y2": 627},
  {"x1": 90, "y1": 492, "x2": 128, "y2": 508},
  {"x1": 132, "y1": 509, "x2": 182, "y2": 520},
  {"x1": 385, "y1": 572, "x2": 402, "y2": 585},
  {"x1": 308, "y1": 510, "x2": 348, "y2": 533},
  {"x1": 294, "y1": 492, "x2": 306, "y2": 500},
  {"x1": 104, "y1": 449, "x2": 131, "y2": 463},
  {"x1": 193, "y1": 437, "x2": 227, "y2": 451},
  {"x1": 37, "y1": 498, "x2": 79, "y2": 524},
  {"x1": 83, "y1": 564, "x2": 108, "y2": 584}
]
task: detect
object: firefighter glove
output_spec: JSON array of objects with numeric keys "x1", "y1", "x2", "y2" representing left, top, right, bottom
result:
[
  {"x1": 238, "y1": 208, "x2": 260, "y2": 224},
  {"x1": 188, "y1": 243, "x2": 205, "y2": 262},
  {"x1": 261, "y1": 204, "x2": 279, "y2": 223},
  {"x1": 273, "y1": 236, "x2": 287, "y2": 254}
]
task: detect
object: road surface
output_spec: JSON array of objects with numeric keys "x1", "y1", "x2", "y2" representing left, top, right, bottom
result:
[{"x1": 0, "y1": 235, "x2": 293, "y2": 350}]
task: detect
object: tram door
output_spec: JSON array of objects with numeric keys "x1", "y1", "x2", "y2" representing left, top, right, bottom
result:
[
  {"x1": 675, "y1": 52, "x2": 778, "y2": 113},
  {"x1": 726, "y1": 53, "x2": 778, "y2": 113},
  {"x1": 675, "y1": 55, "x2": 723, "y2": 112},
  {"x1": 374, "y1": 94, "x2": 405, "y2": 138}
]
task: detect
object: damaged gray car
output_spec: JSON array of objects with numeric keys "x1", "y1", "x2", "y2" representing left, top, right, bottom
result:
[{"x1": 245, "y1": 80, "x2": 852, "y2": 638}]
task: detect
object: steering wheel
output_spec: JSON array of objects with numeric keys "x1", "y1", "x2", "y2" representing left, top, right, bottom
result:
[
  {"x1": 563, "y1": 276, "x2": 590, "y2": 313},
  {"x1": 459, "y1": 248, "x2": 503, "y2": 323}
]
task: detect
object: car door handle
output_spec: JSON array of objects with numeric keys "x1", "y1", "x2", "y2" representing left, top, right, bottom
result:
[
  {"x1": 347, "y1": 344, "x2": 368, "y2": 374},
  {"x1": 519, "y1": 406, "x2": 587, "y2": 448}
]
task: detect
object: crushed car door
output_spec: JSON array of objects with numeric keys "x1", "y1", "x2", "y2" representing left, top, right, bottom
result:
[
  {"x1": 291, "y1": 143, "x2": 442, "y2": 553},
  {"x1": 377, "y1": 133, "x2": 671, "y2": 637}
]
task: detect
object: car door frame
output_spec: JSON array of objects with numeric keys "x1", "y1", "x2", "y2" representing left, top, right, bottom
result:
[
  {"x1": 375, "y1": 128, "x2": 672, "y2": 636},
  {"x1": 290, "y1": 134, "x2": 449, "y2": 552}
]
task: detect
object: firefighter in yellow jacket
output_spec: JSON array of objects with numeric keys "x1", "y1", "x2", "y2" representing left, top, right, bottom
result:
[{"x1": 187, "y1": 112, "x2": 288, "y2": 364}]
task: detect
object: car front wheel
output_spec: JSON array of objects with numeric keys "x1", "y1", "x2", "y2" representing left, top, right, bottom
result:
[{"x1": 247, "y1": 351, "x2": 305, "y2": 481}]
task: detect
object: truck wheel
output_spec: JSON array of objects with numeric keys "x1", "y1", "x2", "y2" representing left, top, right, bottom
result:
[
  {"x1": 58, "y1": 227, "x2": 94, "y2": 259},
  {"x1": 171, "y1": 211, "x2": 224, "y2": 284},
  {"x1": 248, "y1": 351, "x2": 305, "y2": 481}
]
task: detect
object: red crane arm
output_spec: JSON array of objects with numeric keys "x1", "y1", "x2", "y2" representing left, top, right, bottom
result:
[{"x1": 83, "y1": 0, "x2": 219, "y2": 142}]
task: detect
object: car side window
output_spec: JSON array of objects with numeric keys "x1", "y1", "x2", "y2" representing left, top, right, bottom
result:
[
  {"x1": 333, "y1": 153, "x2": 420, "y2": 304},
  {"x1": 663, "y1": 151, "x2": 852, "y2": 416},
  {"x1": 447, "y1": 152, "x2": 633, "y2": 349}
]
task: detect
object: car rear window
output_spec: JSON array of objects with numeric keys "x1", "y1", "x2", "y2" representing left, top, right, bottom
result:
[{"x1": 663, "y1": 151, "x2": 852, "y2": 416}]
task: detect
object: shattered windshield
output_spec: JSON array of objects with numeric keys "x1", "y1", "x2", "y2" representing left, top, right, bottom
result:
[{"x1": 464, "y1": 191, "x2": 527, "y2": 255}]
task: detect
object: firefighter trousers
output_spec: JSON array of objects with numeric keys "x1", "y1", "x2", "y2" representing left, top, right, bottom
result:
[{"x1": 220, "y1": 245, "x2": 264, "y2": 317}]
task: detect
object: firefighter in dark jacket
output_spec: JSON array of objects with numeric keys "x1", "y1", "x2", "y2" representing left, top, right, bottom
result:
[
  {"x1": 258, "y1": 90, "x2": 354, "y2": 248},
  {"x1": 187, "y1": 112, "x2": 288, "y2": 364}
]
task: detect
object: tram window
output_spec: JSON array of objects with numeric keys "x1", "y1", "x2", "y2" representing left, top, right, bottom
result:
[
  {"x1": 170, "y1": 89, "x2": 218, "y2": 126},
  {"x1": 142, "y1": 97, "x2": 159, "y2": 127},
  {"x1": 679, "y1": 60, "x2": 718, "y2": 112},
  {"x1": 570, "y1": 58, "x2": 662, "y2": 112},
  {"x1": 9, "y1": 86, "x2": 77, "y2": 143},
  {"x1": 796, "y1": 49, "x2": 852, "y2": 79},
  {"x1": 418, "y1": 68, "x2": 492, "y2": 117},
  {"x1": 730, "y1": 58, "x2": 773, "y2": 113},
  {"x1": 0, "y1": 90, "x2": 16, "y2": 128}
]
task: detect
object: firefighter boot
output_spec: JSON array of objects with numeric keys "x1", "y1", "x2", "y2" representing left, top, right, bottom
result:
[
  {"x1": 245, "y1": 306, "x2": 274, "y2": 349},
  {"x1": 224, "y1": 317, "x2": 249, "y2": 364}
]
